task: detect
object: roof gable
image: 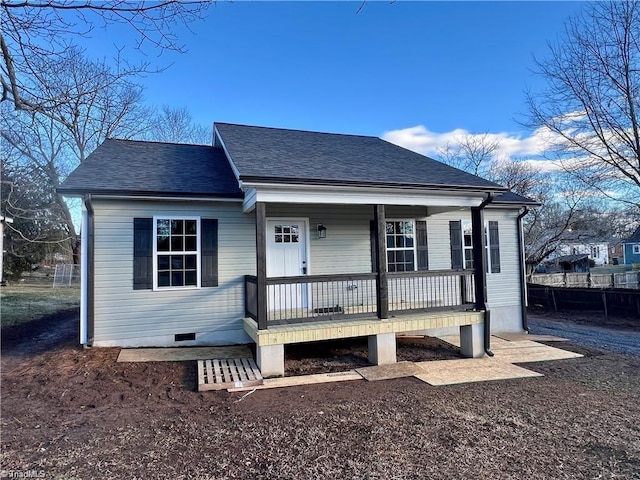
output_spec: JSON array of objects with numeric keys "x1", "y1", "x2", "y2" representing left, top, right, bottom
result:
[{"x1": 215, "y1": 122, "x2": 504, "y2": 191}]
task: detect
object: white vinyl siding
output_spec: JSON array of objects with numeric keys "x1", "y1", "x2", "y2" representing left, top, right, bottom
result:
[
  {"x1": 422, "y1": 208, "x2": 521, "y2": 308},
  {"x1": 266, "y1": 204, "x2": 372, "y2": 275},
  {"x1": 92, "y1": 199, "x2": 255, "y2": 345},
  {"x1": 483, "y1": 209, "x2": 521, "y2": 308},
  {"x1": 90, "y1": 200, "x2": 525, "y2": 345}
]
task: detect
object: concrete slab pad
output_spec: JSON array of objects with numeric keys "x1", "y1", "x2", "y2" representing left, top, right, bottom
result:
[
  {"x1": 414, "y1": 358, "x2": 543, "y2": 386},
  {"x1": 228, "y1": 370, "x2": 363, "y2": 392},
  {"x1": 356, "y1": 361, "x2": 424, "y2": 381},
  {"x1": 117, "y1": 346, "x2": 252, "y2": 363},
  {"x1": 491, "y1": 343, "x2": 583, "y2": 363}
]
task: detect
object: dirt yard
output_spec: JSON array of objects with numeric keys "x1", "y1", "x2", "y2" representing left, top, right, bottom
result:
[{"x1": 1, "y1": 311, "x2": 639, "y2": 479}]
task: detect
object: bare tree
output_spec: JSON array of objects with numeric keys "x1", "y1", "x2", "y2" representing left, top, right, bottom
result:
[
  {"x1": 437, "y1": 133, "x2": 500, "y2": 178},
  {"x1": 1, "y1": 135, "x2": 70, "y2": 281},
  {"x1": 489, "y1": 158, "x2": 541, "y2": 198},
  {"x1": 148, "y1": 105, "x2": 212, "y2": 145},
  {"x1": 1, "y1": 50, "x2": 152, "y2": 263},
  {"x1": 435, "y1": 133, "x2": 599, "y2": 270},
  {"x1": 526, "y1": 0, "x2": 640, "y2": 210},
  {"x1": 523, "y1": 181, "x2": 591, "y2": 271},
  {"x1": 0, "y1": 0, "x2": 210, "y2": 113}
]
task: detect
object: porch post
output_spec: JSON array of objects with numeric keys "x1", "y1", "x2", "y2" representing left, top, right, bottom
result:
[
  {"x1": 255, "y1": 202, "x2": 268, "y2": 330},
  {"x1": 470, "y1": 206, "x2": 487, "y2": 309},
  {"x1": 374, "y1": 204, "x2": 388, "y2": 319},
  {"x1": 468, "y1": 204, "x2": 492, "y2": 357}
]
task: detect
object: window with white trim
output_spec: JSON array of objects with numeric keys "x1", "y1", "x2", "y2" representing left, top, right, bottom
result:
[
  {"x1": 486, "y1": 221, "x2": 501, "y2": 274},
  {"x1": 633, "y1": 245, "x2": 640, "y2": 254},
  {"x1": 462, "y1": 220, "x2": 473, "y2": 269},
  {"x1": 154, "y1": 217, "x2": 200, "y2": 288},
  {"x1": 450, "y1": 220, "x2": 500, "y2": 273},
  {"x1": 386, "y1": 220, "x2": 416, "y2": 272}
]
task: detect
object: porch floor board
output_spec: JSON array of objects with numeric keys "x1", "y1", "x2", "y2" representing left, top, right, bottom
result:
[{"x1": 244, "y1": 310, "x2": 484, "y2": 347}]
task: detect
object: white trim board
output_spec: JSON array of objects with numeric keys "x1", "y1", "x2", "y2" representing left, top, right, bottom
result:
[{"x1": 243, "y1": 184, "x2": 486, "y2": 212}]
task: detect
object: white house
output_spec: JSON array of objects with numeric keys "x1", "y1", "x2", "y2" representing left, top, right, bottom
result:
[{"x1": 59, "y1": 122, "x2": 537, "y2": 377}]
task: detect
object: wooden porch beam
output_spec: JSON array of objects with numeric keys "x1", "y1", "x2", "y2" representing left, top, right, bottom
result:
[
  {"x1": 255, "y1": 202, "x2": 268, "y2": 330},
  {"x1": 471, "y1": 206, "x2": 487, "y2": 310},
  {"x1": 374, "y1": 204, "x2": 389, "y2": 319}
]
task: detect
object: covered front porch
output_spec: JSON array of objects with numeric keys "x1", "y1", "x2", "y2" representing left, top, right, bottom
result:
[
  {"x1": 244, "y1": 310, "x2": 485, "y2": 377},
  {"x1": 241, "y1": 200, "x2": 493, "y2": 377}
]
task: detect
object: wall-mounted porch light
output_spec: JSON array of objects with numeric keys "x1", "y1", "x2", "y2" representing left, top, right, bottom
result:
[{"x1": 317, "y1": 224, "x2": 327, "y2": 239}]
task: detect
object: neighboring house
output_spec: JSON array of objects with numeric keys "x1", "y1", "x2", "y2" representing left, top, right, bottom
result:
[
  {"x1": 543, "y1": 254, "x2": 590, "y2": 273},
  {"x1": 623, "y1": 227, "x2": 640, "y2": 266},
  {"x1": 554, "y1": 238, "x2": 609, "y2": 266},
  {"x1": 59, "y1": 122, "x2": 537, "y2": 377},
  {"x1": 608, "y1": 239, "x2": 624, "y2": 265}
]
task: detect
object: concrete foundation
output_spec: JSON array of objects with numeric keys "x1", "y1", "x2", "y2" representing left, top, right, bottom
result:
[
  {"x1": 256, "y1": 344, "x2": 285, "y2": 378},
  {"x1": 368, "y1": 333, "x2": 397, "y2": 365},
  {"x1": 460, "y1": 323, "x2": 485, "y2": 358}
]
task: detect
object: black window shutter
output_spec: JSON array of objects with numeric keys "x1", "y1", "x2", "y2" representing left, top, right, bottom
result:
[
  {"x1": 489, "y1": 221, "x2": 501, "y2": 273},
  {"x1": 450, "y1": 220, "x2": 463, "y2": 270},
  {"x1": 416, "y1": 220, "x2": 429, "y2": 271},
  {"x1": 133, "y1": 218, "x2": 153, "y2": 290},
  {"x1": 201, "y1": 219, "x2": 219, "y2": 287}
]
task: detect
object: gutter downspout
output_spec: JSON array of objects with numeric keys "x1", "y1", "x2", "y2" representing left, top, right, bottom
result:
[
  {"x1": 81, "y1": 195, "x2": 94, "y2": 346},
  {"x1": 477, "y1": 193, "x2": 494, "y2": 357},
  {"x1": 517, "y1": 207, "x2": 530, "y2": 332}
]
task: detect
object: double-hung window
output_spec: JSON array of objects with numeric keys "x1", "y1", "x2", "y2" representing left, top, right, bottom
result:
[
  {"x1": 449, "y1": 219, "x2": 500, "y2": 273},
  {"x1": 386, "y1": 220, "x2": 416, "y2": 272},
  {"x1": 462, "y1": 220, "x2": 474, "y2": 269},
  {"x1": 133, "y1": 216, "x2": 217, "y2": 291},
  {"x1": 154, "y1": 217, "x2": 200, "y2": 289},
  {"x1": 633, "y1": 245, "x2": 640, "y2": 254}
]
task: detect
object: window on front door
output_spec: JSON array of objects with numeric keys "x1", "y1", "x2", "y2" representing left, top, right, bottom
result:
[{"x1": 274, "y1": 224, "x2": 299, "y2": 243}]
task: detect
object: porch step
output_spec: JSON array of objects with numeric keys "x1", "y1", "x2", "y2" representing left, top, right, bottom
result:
[{"x1": 197, "y1": 358, "x2": 263, "y2": 391}]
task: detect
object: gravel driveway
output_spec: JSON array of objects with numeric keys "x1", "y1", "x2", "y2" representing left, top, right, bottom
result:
[{"x1": 528, "y1": 315, "x2": 640, "y2": 356}]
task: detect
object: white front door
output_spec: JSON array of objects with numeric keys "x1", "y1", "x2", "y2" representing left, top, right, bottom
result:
[{"x1": 266, "y1": 219, "x2": 308, "y2": 312}]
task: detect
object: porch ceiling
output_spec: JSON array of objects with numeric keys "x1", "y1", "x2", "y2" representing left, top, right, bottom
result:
[{"x1": 243, "y1": 311, "x2": 484, "y2": 347}]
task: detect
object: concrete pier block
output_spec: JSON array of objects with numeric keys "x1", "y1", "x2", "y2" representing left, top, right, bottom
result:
[
  {"x1": 256, "y1": 344, "x2": 285, "y2": 377},
  {"x1": 460, "y1": 323, "x2": 485, "y2": 358},
  {"x1": 368, "y1": 333, "x2": 397, "y2": 365}
]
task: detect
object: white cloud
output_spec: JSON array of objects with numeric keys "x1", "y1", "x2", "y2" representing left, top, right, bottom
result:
[
  {"x1": 381, "y1": 124, "x2": 557, "y2": 161},
  {"x1": 521, "y1": 159, "x2": 564, "y2": 173}
]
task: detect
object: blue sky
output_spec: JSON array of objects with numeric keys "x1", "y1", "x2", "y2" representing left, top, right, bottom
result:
[{"x1": 81, "y1": 1, "x2": 586, "y2": 160}]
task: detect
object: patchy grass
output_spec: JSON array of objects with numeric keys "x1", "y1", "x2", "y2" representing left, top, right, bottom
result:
[{"x1": 0, "y1": 285, "x2": 80, "y2": 327}]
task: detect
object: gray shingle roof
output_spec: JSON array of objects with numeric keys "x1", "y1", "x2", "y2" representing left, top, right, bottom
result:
[
  {"x1": 492, "y1": 191, "x2": 539, "y2": 206},
  {"x1": 58, "y1": 139, "x2": 243, "y2": 198},
  {"x1": 625, "y1": 226, "x2": 640, "y2": 243},
  {"x1": 215, "y1": 123, "x2": 504, "y2": 191}
]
